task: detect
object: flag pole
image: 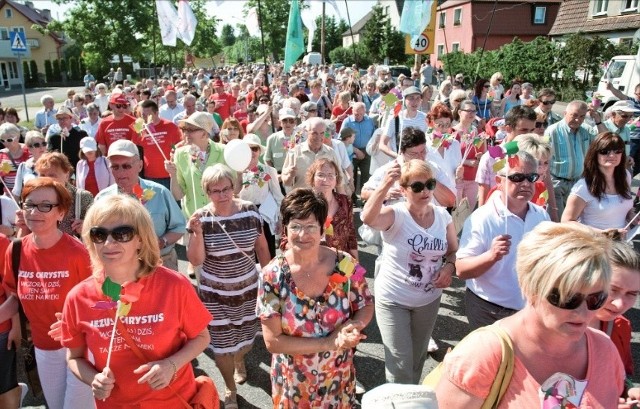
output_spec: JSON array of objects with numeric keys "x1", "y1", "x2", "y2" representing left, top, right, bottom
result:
[
  {"x1": 153, "y1": 1, "x2": 158, "y2": 79},
  {"x1": 344, "y1": 0, "x2": 358, "y2": 67},
  {"x1": 321, "y1": 2, "x2": 326, "y2": 65},
  {"x1": 257, "y1": 0, "x2": 269, "y2": 88}
]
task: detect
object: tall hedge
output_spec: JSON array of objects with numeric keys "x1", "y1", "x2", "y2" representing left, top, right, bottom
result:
[
  {"x1": 29, "y1": 60, "x2": 38, "y2": 85},
  {"x1": 69, "y1": 56, "x2": 79, "y2": 81},
  {"x1": 52, "y1": 59, "x2": 61, "y2": 82},
  {"x1": 21, "y1": 60, "x2": 30, "y2": 85},
  {"x1": 44, "y1": 59, "x2": 53, "y2": 83},
  {"x1": 60, "y1": 58, "x2": 68, "y2": 80}
]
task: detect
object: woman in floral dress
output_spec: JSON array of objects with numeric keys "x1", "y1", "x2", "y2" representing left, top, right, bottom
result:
[{"x1": 257, "y1": 188, "x2": 374, "y2": 408}]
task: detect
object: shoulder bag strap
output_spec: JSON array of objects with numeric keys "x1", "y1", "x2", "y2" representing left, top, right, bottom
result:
[
  {"x1": 116, "y1": 319, "x2": 191, "y2": 409},
  {"x1": 480, "y1": 325, "x2": 515, "y2": 409},
  {"x1": 11, "y1": 239, "x2": 29, "y2": 335}
]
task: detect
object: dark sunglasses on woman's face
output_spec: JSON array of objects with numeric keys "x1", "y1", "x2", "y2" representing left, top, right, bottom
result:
[
  {"x1": 546, "y1": 288, "x2": 607, "y2": 311},
  {"x1": 598, "y1": 148, "x2": 623, "y2": 156},
  {"x1": 506, "y1": 173, "x2": 539, "y2": 183},
  {"x1": 28, "y1": 142, "x2": 45, "y2": 148},
  {"x1": 541, "y1": 100, "x2": 556, "y2": 105},
  {"x1": 408, "y1": 179, "x2": 437, "y2": 193},
  {"x1": 535, "y1": 121, "x2": 547, "y2": 129},
  {"x1": 89, "y1": 225, "x2": 136, "y2": 244}
]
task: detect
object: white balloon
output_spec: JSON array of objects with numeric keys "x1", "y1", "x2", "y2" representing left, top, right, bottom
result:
[{"x1": 223, "y1": 139, "x2": 252, "y2": 172}]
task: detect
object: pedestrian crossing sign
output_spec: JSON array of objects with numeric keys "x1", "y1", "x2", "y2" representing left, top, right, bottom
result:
[{"x1": 10, "y1": 31, "x2": 27, "y2": 52}]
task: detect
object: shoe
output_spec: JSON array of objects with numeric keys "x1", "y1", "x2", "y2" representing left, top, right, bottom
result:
[
  {"x1": 224, "y1": 389, "x2": 238, "y2": 409},
  {"x1": 233, "y1": 359, "x2": 247, "y2": 384},
  {"x1": 428, "y1": 337, "x2": 439, "y2": 352},
  {"x1": 355, "y1": 379, "x2": 366, "y2": 394},
  {"x1": 18, "y1": 382, "x2": 28, "y2": 406}
]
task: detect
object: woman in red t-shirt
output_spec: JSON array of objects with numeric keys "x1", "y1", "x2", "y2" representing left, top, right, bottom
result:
[
  {"x1": 61, "y1": 195, "x2": 213, "y2": 409},
  {"x1": 0, "y1": 123, "x2": 30, "y2": 195},
  {"x1": 0, "y1": 234, "x2": 21, "y2": 409},
  {"x1": 330, "y1": 91, "x2": 353, "y2": 133}
]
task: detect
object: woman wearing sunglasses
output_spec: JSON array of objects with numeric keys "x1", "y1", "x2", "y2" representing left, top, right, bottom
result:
[
  {"x1": 562, "y1": 132, "x2": 637, "y2": 235},
  {"x1": 0, "y1": 123, "x2": 30, "y2": 193},
  {"x1": 60, "y1": 195, "x2": 212, "y2": 408},
  {"x1": 437, "y1": 222, "x2": 625, "y2": 408},
  {"x1": 1, "y1": 177, "x2": 94, "y2": 408},
  {"x1": 12, "y1": 130, "x2": 46, "y2": 199},
  {"x1": 362, "y1": 159, "x2": 458, "y2": 384}
]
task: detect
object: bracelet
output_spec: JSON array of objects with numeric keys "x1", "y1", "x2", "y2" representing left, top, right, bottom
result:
[{"x1": 167, "y1": 359, "x2": 178, "y2": 383}]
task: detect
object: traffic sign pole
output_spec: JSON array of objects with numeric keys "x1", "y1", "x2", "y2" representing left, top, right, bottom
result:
[
  {"x1": 17, "y1": 53, "x2": 28, "y2": 122},
  {"x1": 10, "y1": 31, "x2": 29, "y2": 122}
]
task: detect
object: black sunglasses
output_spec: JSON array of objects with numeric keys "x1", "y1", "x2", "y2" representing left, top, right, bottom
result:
[
  {"x1": 598, "y1": 148, "x2": 623, "y2": 155},
  {"x1": 541, "y1": 100, "x2": 556, "y2": 105},
  {"x1": 23, "y1": 202, "x2": 59, "y2": 213},
  {"x1": 546, "y1": 288, "x2": 607, "y2": 311},
  {"x1": 28, "y1": 142, "x2": 45, "y2": 148},
  {"x1": 249, "y1": 146, "x2": 261, "y2": 152},
  {"x1": 535, "y1": 121, "x2": 547, "y2": 129},
  {"x1": 109, "y1": 163, "x2": 134, "y2": 171},
  {"x1": 114, "y1": 104, "x2": 128, "y2": 109},
  {"x1": 506, "y1": 173, "x2": 539, "y2": 183},
  {"x1": 408, "y1": 179, "x2": 437, "y2": 193},
  {"x1": 89, "y1": 225, "x2": 136, "y2": 244}
]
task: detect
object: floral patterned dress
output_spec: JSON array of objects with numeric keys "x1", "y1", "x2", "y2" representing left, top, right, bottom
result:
[{"x1": 257, "y1": 251, "x2": 373, "y2": 408}]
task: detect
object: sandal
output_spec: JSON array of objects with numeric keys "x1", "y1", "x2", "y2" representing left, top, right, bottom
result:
[
  {"x1": 234, "y1": 359, "x2": 247, "y2": 384},
  {"x1": 224, "y1": 389, "x2": 238, "y2": 409}
]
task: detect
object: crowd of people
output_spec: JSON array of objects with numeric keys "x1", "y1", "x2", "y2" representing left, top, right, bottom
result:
[{"x1": 0, "y1": 59, "x2": 637, "y2": 409}]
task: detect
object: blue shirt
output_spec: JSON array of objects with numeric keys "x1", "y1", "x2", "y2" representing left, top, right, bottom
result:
[
  {"x1": 545, "y1": 120, "x2": 596, "y2": 180},
  {"x1": 95, "y1": 178, "x2": 186, "y2": 256},
  {"x1": 472, "y1": 96, "x2": 492, "y2": 120},
  {"x1": 341, "y1": 115, "x2": 376, "y2": 150},
  {"x1": 603, "y1": 119, "x2": 631, "y2": 155},
  {"x1": 34, "y1": 108, "x2": 57, "y2": 130}
]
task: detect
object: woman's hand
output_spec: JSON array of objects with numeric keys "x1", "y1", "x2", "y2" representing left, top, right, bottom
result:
[
  {"x1": 433, "y1": 264, "x2": 454, "y2": 288},
  {"x1": 92, "y1": 367, "x2": 115, "y2": 400},
  {"x1": 619, "y1": 387, "x2": 639, "y2": 409},
  {"x1": 332, "y1": 323, "x2": 367, "y2": 351},
  {"x1": 164, "y1": 161, "x2": 177, "y2": 178},
  {"x1": 7, "y1": 318, "x2": 21, "y2": 350},
  {"x1": 187, "y1": 213, "x2": 203, "y2": 235},
  {"x1": 71, "y1": 219, "x2": 83, "y2": 235},
  {"x1": 133, "y1": 359, "x2": 177, "y2": 390},
  {"x1": 48, "y1": 312, "x2": 63, "y2": 342}
]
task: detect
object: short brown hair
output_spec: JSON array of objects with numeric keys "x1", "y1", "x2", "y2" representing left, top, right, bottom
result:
[
  {"x1": 305, "y1": 158, "x2": 342, "y2": 187},
  {"x1": 35, "y1": 152, "x2": 74, "y2": 175},
  {"x1": 280, "y1": 188, "x2": 328, "y2": 234},
  {"x1": 21, "y1": 177, "x2": 72, "y2": 215}
]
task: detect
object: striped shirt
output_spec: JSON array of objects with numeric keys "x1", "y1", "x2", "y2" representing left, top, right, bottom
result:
[{"x1": 545, "y1": 120, "x2": 596, "y2": 180}]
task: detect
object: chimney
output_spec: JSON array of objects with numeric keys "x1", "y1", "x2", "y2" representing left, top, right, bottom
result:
[
  {"x1": 24, "y1": 1, "x2": 34, "y2": 8},
  {"x1": 40, "y1": 9, "x2": 51, "y2": 20}
]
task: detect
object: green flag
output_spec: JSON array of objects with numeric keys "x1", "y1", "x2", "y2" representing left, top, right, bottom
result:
[{"x1": 284, "y1": 0, "x2": 304, "y2": 72}]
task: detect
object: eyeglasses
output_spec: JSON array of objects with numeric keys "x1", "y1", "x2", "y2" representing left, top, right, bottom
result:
[
  {"x1": 546, "y1": 288, "x2": 607, "y2": 311},
  {"x1": 316, "y1": 172, "x2": 336, "y2": 180},
  {"x1": 89, "y1": 225, "x2": 136, "y2": 244},
  {"x1": 535, "y1": 121, "x2": 547, "y2": 129},
  {"x1": 28, "y1": 142, "x2": 45, "y2": 148},
  {"x1": 249, "y1": 146, "x2": 261, "y2": 152},
  {"x1": 23, "y1": 202, "x2": 59, "y2": 213},
  {"x1": 506, "y1": 173, "x2": 539, "y2": 183},
  {"x1": 407, "y1": 179, "x2": 437, "y2": 193},
  {"x1": 114, "y1": 104, "x2": 128, "y2": 109},
  {"x1": 281, "y1": 118, "x2": 296, "y2": 124},
  {"x1": 1, "y1": 138, "x2": 15, "y2": 143},
  {"x1": 460, "y1": 108, "x2": 475, "y2": 113},
  {"x1": 541, "y1": 100, "x2": 556, "y2": 106},
  {"x1": 597, "y1": 148, "x2": 623, "y2": 156},
  {"x1": 483, "y1": 85, "x2": 490, "y2": 88},
  {"x1": 109, "y1": 163, "x2": 135, "y2": 171},
  {"x1": 288, "y1": 223, "x2": 320, "y2": 235},
  {"x1": 207, "y1": 186, "x2": 233, "y2": 196},
  {"x1": 182, "y1": 128, "x2": 203, "y2": 133}
]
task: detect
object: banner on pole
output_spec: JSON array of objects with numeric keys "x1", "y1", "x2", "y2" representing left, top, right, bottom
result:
[{"x1": 404, "y1": 1, "x2": 438, "y2": 55}]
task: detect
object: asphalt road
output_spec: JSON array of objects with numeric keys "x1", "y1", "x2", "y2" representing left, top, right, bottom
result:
[{"x1": 3, "y1": 87, "x2": 638, "y2": 408}]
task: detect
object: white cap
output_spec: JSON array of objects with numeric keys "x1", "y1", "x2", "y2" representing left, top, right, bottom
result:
[
  {"x1": 79, "y1": 137, "x2": 97, "y2": 153},
  {"x1": 279, "y1": 108, "x2": 296, "y2": 120},
  {"x1": 107, "y1": 139, "x2": 139, "y2": 158}
]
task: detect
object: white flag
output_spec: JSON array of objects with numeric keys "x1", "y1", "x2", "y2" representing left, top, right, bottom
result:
[
  {"x1": 246, "y1": 7, "x2": 260, "y2": 37},
  {"x1": 323, "y1": 0, "x2": 342, "y2": 20},
  {"x1": 156, "y1": 0, "x2": 178, "y2": 47},
  {"x1": 301, "y1": 2, "x2": 319, "y2": 53},
  {"x1": 177, "y1": 0, "x2": 197, "y2": 46}
]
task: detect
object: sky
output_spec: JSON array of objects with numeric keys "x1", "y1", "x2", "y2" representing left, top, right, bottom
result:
[{"x1": 32, "y1": 0, "x2": 377, "y2": 35}]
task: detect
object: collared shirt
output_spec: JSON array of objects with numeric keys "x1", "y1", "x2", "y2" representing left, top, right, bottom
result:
[
  {"x1": 35, "y1": 108, "x2": 57, "y2": 130},
  {"x1": 264, "y1": 131, "x2": 291, "y2": 172},
  {"x1": 457, "y1": 192, "x2": 550, "y2": 310},
  {"x1": 603, "y1": 119, "x2": 631, "y2": 155},
  {"x1": 282, "y1": 142, "x2": 341, "y2": 191},
  {"x1": 545, "y1": 120, "x2": 596, "y2": 180},
  {"x1": 341, "y1": 115, "x2": 376, "y2": 149},
  {"x1": 95, "y1": 178, "x2": 186, "y2": 256},
  {"x1": 159, "y1": 103, "x2": 184, "y2": 122}
]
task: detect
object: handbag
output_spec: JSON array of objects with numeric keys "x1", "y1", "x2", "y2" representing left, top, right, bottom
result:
[
  {"x1": 11, "y1": 238, "x2": 43, "y2": 398},
  {"x1": 116, "y1": 319, "x2": 219, "y2": 409},
  {"x1": 422, "y1": 325, "x2": 514, "y2": 409}
]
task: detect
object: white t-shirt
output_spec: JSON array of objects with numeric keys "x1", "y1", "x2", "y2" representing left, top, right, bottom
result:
[
  {"x1": 0, "y1": 195, "x2": 18, "y2": 227},
  {"x1": 569, "y1": 177, "x2": 633, "y2": 230},
  {"x1": 385, "y1": 110, "x2": 428, "y2": 152},
  {"x1": 457, "y1": 192, "x2": 550, "y2": 310},
  {"x1": 376, "y1": 203, "x2": 451, "y2": 308}
]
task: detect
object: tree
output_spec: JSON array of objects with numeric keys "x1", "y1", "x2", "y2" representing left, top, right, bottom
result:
[
  {"x1": 29, "y1": 60, "x2": 38, "y2": 85},
  {"x1": 221, "y1": 24, "x2": 236, "y2": 47},
  {"x1": 44, "y1": 59, "x2": 53, "y2": 83},
  {"x1": 69, "y1": 56, "x2": 80, "y2": 81},
  {"x1": 311, "y1": 15, "x2": 349, "y2": 59},
  {"x1": 361, "y1": 4, "x2": 406, "y2": 64},
  {"x1": 52, "y1": 59, "x2": 61, "y2": 82},
  {"x1": 60, "y1": 58, "x2": 68, "y2": 81},
  {"x1": 22, "y1": 60, "x2": 30, "y2": 86}
]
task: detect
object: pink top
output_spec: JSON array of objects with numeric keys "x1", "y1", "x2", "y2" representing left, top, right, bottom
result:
[{"x1": 442, "y1": 326, "x2": 625, "y2": 408}]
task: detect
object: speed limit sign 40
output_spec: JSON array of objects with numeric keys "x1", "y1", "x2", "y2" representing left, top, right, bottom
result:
[{"x1": 412, "y1": 34, "x2": 429, "y2": 53}]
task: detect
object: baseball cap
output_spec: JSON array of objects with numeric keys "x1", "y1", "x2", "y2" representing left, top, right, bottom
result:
[
  {"x1": 279, "y1": 108, "x2": 296, "y2": 120},
  {"x1": 301, "y1": 101, "x2": 318, "y2": 114},
  {"x1": 109, "y1": 93, "x2": 128, "y2": 104},
  {"x1": 79, "y1": 137, "x2": 97, "y2": 153},
  {"x1": 179, "y1": 112, "x2": 214, "y2": 133},
  {"x1": 107, "y1": 139, "x2": 139, "y2": 158},
  {"x1": 402, "y1": 86, "x2": 421, "y2": 98},
  {"x1": 213, "y1": 79, "x2": 224, "y2": 87}
]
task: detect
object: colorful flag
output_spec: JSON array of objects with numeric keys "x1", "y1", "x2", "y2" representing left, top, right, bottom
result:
[
  {"x1": 284, "y1": 0, "x2": 305, "y2": 72},
  {"x1": 177, "y1": 0, "x2": 197, "y2": 46},
  {"x1": 156, "y1": 0, "x2": 178, "y2": 47}
]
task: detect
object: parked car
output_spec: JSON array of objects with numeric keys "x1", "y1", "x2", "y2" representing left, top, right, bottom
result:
[{"x1": 596, "y1": 55, "x2": 640, "y2": 109}]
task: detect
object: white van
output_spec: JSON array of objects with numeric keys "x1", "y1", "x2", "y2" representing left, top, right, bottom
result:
[
  {"x1": 596, "y1": 55, "x2": 640, "y2": 109},
  {"x1": 303, "y1": 52, "x2": 322, "y2": 66}
]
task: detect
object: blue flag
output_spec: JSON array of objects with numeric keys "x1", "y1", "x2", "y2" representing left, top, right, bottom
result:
[
  {"x1": 284, "y1": 0, "x2": 304, "y2": 72},
  {"x1": 399, "y1": 0, "x2": 434, "y2": 39}
]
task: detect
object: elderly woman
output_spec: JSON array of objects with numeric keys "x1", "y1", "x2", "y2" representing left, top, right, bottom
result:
[
  {"x1": 435, "y1": 80, "x2": 452, "y2": 106},
  {"x1": 79, "y1": 103, "x2": 101, "y2": 138},
  {"x1": 562, "y1": 132, "x2": 637, "y2": 233},
  {"x1": 0, "y1": 178, "x2": 94, "y2": 408},
  {"x1": 12, "y1": 130, "x2": 46, "y2": 199},
  {"x1": 0, "y1": 123, "x2": 30, "y2": 193},
  {"x1": 186, "y1": 164, "x2": 271, "y2": 409},
  {"x1": 32, "y1": 153, "x2": 93, "y2": 237},
  {"x1": 257, "y1": 188, "x2": 374, "y2": 407},
  {"x1": 362, "y1": 159, "x2": 458, "y2": 384},
  {"x1": 220, "y1": 117, "x2": 244, "y2": 144},
  {"x1": 60, "y1": 195, "x2": 212, "y2": 408},
  {"x1": 447, "y1": 89, "x2": 467, "y2": 116},
  {"x1": 436, "y1": 222, "x2": 624, "y2": 408},
  {"x1": 3, "y1": 108, "x2": 27, "y2": 142}
]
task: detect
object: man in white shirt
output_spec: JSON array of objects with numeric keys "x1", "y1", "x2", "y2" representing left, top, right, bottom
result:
[{"x1": 158, "y1": 90, "x2": 184, "y2": 121}]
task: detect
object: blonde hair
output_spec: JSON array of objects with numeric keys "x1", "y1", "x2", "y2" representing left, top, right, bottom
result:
[
  {"x1": 82, "y1": 195, "x2": 160, "y2": 278},
  {"x1": 400, "y1": 159, "x2": 434, "y2": 187},
  {"x1": 517, "y1": 222, "x2": 611, "y2": 305},
  {"x1": 513, "y1": 133, "x2": 552, "y2": 160}
]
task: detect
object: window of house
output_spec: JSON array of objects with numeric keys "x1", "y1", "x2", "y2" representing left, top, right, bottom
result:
[
  {"x1": 0, "y1": 27, "x2": 8, "y2": 41},
  {"x1": 4, "y1": 9, "x2": 11, "y2": 18},
  {"x1": 619, "y1": 38, "x2": 633, "y2": 47},
  {"x1": 452, "y1": 43, "x2": 460, "y2": 52},
  {"x1": 593, "y1": 0, "x2": 609, "y2": 15},
  {"x1": 10, "y1": 27, "x2": 25, "y2": 34},
  {"x1": 624, "y1": 0, "x2": 639, "y2": 10},
  {"x1": 9, "y1": 61, "x2": 18, "y2": 79},
  {"x1": 437, "y1": 44, "x2": 444, "y2": 60},
  {"x1": 439, "y1": 12, "x2": 446, "y2": 28},
  {"x1": 454, "y1": 8, "x2": 462, "y2": 25},
  {"x1": 533, "y1": 6, "x2": 547, "y2": 24}
]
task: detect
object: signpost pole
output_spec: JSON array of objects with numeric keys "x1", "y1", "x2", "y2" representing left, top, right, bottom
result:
[
  {"x1": 10, "y1": 31, "x2": 29, "y2": 122},
  {"x1": 17, "y1": 53, "x2": 28, "y2": 121}
]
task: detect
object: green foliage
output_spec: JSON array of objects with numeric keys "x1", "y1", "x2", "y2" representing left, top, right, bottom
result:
[
  {"x1": 60, "y1": 58, "x2": 68, "y2": 80},
  {"x1": 361, "y1": 4, "x2": 406, "y2": 65},
  {"x1": 223, "y1": 37, "x2": 263, "y2": 64},
  {"x1": 29, "y1": 60, "x2": 38, "y2": 85},
  {"x1": 69, "y1": 56, "x2": 79, "y2": 81},
  {"x1": 221, "y1": 24, "x2": 236, "y2": 47},
  {"x1": 44, "y1": 59, "x2": 53, "y2": 83},
  {"x1": 22, "y1": 60, "x2": 30, "y2": 85},
  {"x1": 310, "y1": 15, "x2": 349, "y2": 60},
  {"x1": 329, "y1": 43, "x2": 372, "y2": 67},
  {"x1": 52, "y1": 59, "x2": 61, "y2": 82}
]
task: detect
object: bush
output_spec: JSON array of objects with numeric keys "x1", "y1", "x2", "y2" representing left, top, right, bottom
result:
[
  {"x1": 69, "y1": 56, "x2": 79, "y2": 81},
  {"x1": 329, "y1": 43, "x2": 372, "y2": 67},
  {"x1": 44, "y1": 59, "x2": 53, "y2": 83},
  {"x1": 21, "y1": 60, "x2": 30, "y2": 85},
  {"x1": 29, "y1": 60, "x2": 38, "y2": 85},
  {"x1": 60, "y1": 58, "x2": 68, "y2": 80},
  {"x1": 52, "y1": 59, "x2": 61, "y2": 82}
]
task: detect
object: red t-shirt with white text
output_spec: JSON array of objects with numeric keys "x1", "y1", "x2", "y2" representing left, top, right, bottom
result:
[
  {"x1": 95, "y1": 114, "x2": 137, "y2": 150},
  {"x1": 132, "y1": 118, "x2": 183, "y2": 178},
  {"x1": 0, "y1": 234, "x2": 11, "y2": 333},
  {"x1": 211, "y1": 92, "x2": 236, "y2": 120}
]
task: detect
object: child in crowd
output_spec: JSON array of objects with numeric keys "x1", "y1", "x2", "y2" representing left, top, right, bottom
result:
[{"x1": 340, "y1": 127, "x2": 356, "y2": 161}]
